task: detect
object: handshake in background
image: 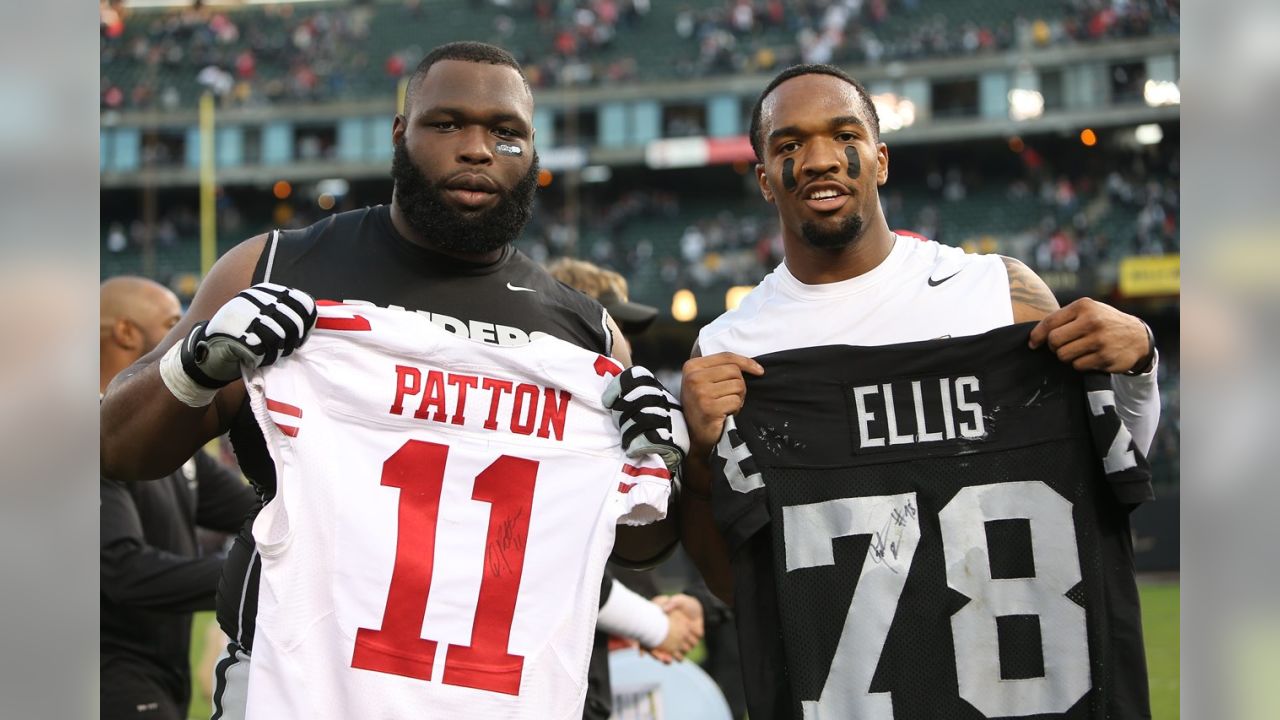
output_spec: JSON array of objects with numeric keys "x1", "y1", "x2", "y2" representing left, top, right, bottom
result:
[{"x1": 598, "y1": 580, "x2": 705, "y2": 664}]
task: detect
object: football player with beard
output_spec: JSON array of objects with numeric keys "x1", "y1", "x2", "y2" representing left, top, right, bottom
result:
[{"x1": 101, "y1": 42, "x2": 684, "y2": 719}]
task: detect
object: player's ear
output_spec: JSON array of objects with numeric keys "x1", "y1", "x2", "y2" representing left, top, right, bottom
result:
[
  {"x1": 392, "y1": 114, "x2": 407, "y2": 146},
  {"x1": 876, "y1": 141, "x2": 889, "y2": 186},
  {"x1": 756, "y1": 163, "x2": 774, "y2": 204},
  {"x1": 114, "y1": 318, "x2": 141, "y2": 351}
]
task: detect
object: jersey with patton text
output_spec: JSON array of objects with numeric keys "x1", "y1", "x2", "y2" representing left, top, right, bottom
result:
[
  {"x1": 242, "y1": 304, "x2": 670, "y2": 720},
  {"x1": 711, "y1": 324, "x2": 1153, "y2": 720},
  {"x1": 217, "y1": 205, "x2": 612, "y2": 652}
]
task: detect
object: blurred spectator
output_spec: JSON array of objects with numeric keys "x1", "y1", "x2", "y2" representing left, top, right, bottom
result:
[
  {"x1": 100, "y1": 277, "x2": 258, "y2": 720},
  {"x1": 106, "y1": 222, "x2": 128, "y2": 253}
]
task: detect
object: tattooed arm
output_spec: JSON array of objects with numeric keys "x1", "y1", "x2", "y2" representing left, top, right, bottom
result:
[
  {"x1": 1002, "y1": 255, "x2": 1060, "y2": 321},
  {"x1": 1005, "y1": 254, "x2": 1151, "y2": 373},
  {"x1": 1005, "y1": 256, "x2": 1162, "y2": 456}
]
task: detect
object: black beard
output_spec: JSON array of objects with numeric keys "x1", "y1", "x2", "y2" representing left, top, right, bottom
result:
[
  {"x1": 390, "y1": 140, "x2": 539, "y2": 255},
  {"x1": 801, "y1": 214, "x2": 865, "y2": 250}
]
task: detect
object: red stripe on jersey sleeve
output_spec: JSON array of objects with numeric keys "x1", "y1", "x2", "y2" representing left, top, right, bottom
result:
[
  {"x1": 621, "y1": 464, "x2": 671, "y2": 480},
  {"x1": 275, "y1": 423, "x2": 299, "y2": 437},
  {"x1": 266, "y1": 398, "x2": 303, "y2": 418}
]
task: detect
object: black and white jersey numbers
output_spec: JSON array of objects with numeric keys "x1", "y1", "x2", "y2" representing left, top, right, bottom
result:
[{"x1": 711, "y1": 324, "x2": 1152, "y2": 720}]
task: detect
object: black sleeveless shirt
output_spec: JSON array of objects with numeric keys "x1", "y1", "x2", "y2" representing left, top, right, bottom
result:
[{"x1": 216, "y1": 205, "x2": 611, "y2": 650}]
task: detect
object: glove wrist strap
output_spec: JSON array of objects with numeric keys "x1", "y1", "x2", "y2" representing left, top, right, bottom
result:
[{"x1": 160, "y1": 336, "x2": 220, "y2": 408}]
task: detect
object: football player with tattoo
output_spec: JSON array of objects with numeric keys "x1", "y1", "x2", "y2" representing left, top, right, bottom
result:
[{"x1": 679, "y1": 64, "x2": 1161, "y2": 720}]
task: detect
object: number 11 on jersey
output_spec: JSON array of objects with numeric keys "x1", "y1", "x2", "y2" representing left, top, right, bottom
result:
[{"x1": 351, "y1": 439, "x2": 537, "y2": 696}]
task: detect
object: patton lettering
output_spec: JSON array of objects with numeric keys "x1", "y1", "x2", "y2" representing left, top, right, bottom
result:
[{"x1": 389, "y1": 364, "x2": 571, "y2": 441}]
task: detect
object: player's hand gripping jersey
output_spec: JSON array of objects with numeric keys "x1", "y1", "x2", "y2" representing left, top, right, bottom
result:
[
  {"x1": 711, "y1": 323, "x2": 1153, "y2": 720},
  {"x1": 241, "y1": 303, "x2": 671, "y2": 720}
]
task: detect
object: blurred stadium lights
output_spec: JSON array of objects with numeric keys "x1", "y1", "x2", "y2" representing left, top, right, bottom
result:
[
  {"x1": 1143, "y1": 79, "x2": 1181, "y2": 107},
  {"x1": 315, "y1": 178, "x2": 350, "y2": 199},
  {"x1": 646, "y1": 138, "x2": 705, "y2": 169},
  {"x1": 312, "y1": 178, "x2": 347, "y2": 211},
  {"x1": 645, "y1": 136, "x2": 754, "y2": 169},
  {"x1": 1135, "y1": 124, "x2": 1165, "y2": 145},
  {"x1": 580, "y1": 165, "x2": 612, "y2": 184},
  {"x1": 725, "y1": 285, "x2": 754, "y2": 312},
  {"x1": 671, "y1": 289, "x2": 697, "y2": 322},
  {"x1": 1008, "y1": 89, "x2": 1046, "y2": 122},
  {"x1": 871, "y1": 93, "x2": 916, "y2": 133}
]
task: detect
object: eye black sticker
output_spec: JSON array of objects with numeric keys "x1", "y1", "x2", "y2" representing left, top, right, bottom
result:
[{"x1": 496, "y1": 143, "x2": 523, "y2": 156}]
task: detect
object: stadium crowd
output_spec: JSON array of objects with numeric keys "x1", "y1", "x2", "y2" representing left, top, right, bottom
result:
[
  {"x1": 101, "y1": 0, "x2": 1179, "y2": 108},
  {"x1": 101, "y1": 1, "x2": 376, "y2": 109},
  {"x1": 658, "y1": 0, "x2": 1178, "y2": 79},
  {"x1": 509, "y1": 140, "x2": 1180, "y2": 298}
]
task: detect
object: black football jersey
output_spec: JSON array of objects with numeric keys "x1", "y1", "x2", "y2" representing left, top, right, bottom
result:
[
  {"x1": 711, "y1": 323, "x2": 1153, "y2": 720},
  {"x1": 216, "y1": 205, "x2": 611, "y2": 651}
]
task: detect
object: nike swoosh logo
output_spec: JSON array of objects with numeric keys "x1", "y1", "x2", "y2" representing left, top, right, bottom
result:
[
  {"x1": 506, "y1": 282, "x2": 537, "y2": 293},
  {"x1": 927, "y1": 270, "x2": 962, "y2": 287}
]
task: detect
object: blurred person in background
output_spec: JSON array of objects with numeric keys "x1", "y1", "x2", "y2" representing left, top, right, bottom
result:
[
  {"x1": 547, "y1": 257, "x2": 658, "y2": 355},
  {"x1": 100, "y1": 276, "x2": 258, "y2": 720},
  {"x1": 678, "y1": 64, "x2": 1163, "y2": 719},
  {"x1": 100, "y1": 43, "x2": 684, "y2": 720},
  {"x1": 548, "y1": 257, "x2": 745, "y2": 718},
  {"x1": 586, "y1": 568, "x2": 704, "y2": 719}
]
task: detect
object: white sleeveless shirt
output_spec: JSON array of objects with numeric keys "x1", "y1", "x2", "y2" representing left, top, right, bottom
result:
[
  {"x1": 242, "y1": 303, "x2": 670, "y2": 720},
  {"x1": 699, "y1": 234, "x2": 1013, "y2": 356}
]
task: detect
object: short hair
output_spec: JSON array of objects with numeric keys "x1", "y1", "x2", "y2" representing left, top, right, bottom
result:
[
  {"x1": 404, "y1": 41, "x2": 530, "y2": 112},
  {"x1": 545, "y1": 258, "x2": 629, "y2": 301},
  {"x1": 748, "y1": 64, "x2": 881, "y2": 161}
]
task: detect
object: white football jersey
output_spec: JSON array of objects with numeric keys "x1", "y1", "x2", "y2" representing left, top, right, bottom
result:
[
  {"x1": 242, "y1": 303, "x2": 671, "y2": 720},
  {"x1": 698, "y1": 234, "x2": 1012, "y2": 356}
]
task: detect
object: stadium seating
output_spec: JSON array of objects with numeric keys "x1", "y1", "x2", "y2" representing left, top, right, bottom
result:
[{"x1": 101, "y1": 0, "x2": 1177, "y2": 109}]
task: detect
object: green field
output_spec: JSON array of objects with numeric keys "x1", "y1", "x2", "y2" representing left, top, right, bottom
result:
[
  {"x1": 187, "y1": 612, "x2": 217, "y2": 720},
  {"x1": 187, "y1": 582, "x2": 1180, "y2": 719},
  {"x1": 1141, "y1": 582, "x2": 1181, "y2": 719}
]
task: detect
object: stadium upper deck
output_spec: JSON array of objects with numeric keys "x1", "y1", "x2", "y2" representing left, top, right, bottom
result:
[{"x1": 100, "y1": 0, "x2": 1179, "y2": 111}]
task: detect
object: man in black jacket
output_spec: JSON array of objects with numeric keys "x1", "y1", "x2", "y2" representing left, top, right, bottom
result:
[{"x1": 100, "y1": 277, "x2": 258, "y2": 719}]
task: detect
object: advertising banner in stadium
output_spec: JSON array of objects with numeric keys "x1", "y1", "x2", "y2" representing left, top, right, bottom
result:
[
  {"x1": 1119, "y1": 254, "x2": 1180, "y2": 297},
  {"x1": 644, "y1": 136, "x2": 756, "y2": 169}
]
